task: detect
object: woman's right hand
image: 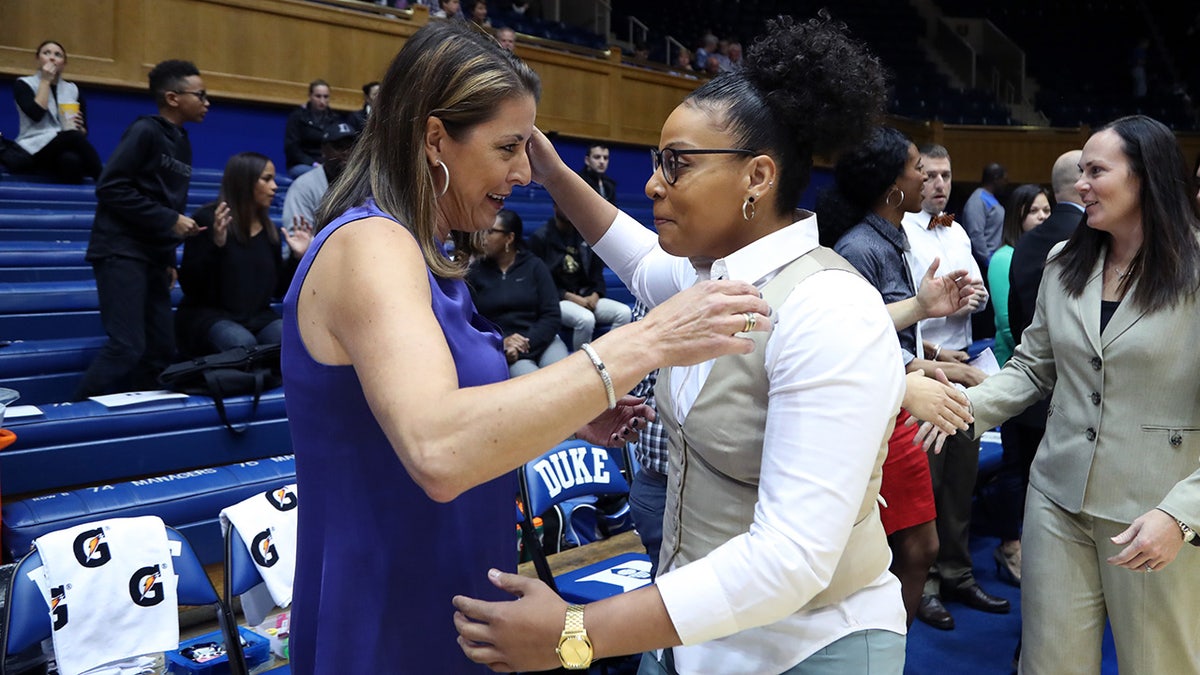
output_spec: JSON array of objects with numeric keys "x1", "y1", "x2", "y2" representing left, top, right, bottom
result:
[
  {"x1": 915, "y1": 257, "x2": 973, "y2": 320},
  {"x1": 39, "y1": 60, "x2": 59, "y2": 83},
  {"x1": 212, "y1": 201, "x2": 231, "y2": 247},
  {"x1": 635, "y1": 279, "x2": 773, "y2": 367},
  {"x1": 903, "y1": 369, "x2": 972, "y2": 440}
]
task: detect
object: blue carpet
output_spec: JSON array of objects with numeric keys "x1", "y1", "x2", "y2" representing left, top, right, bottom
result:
[{"x1": 904, "y1": 534, "x2": 1118, "y2": 674}]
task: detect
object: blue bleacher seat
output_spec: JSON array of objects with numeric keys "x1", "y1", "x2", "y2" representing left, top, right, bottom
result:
[
  {"x1": 3, "y1": 455, "x2": 295, "y2": 565},
  {"x1": 0, "y1": 392, "x2": 289, "y2": 498}
]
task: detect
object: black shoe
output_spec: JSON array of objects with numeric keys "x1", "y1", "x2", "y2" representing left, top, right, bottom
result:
[
  {"x1": 942, "y1": 582, "x2": 1011, "y2": 614},
  {"x1": 917, "y1": 594, "x2": 955, "y2": 630}
]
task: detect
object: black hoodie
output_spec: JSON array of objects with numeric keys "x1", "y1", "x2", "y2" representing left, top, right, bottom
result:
[{"x1": 86, "y1": 115, "x2": 192, "y2": 267}]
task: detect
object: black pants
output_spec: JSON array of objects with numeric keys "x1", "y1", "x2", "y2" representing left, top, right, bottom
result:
[
  {"x1": 993, "y1": 418, "x2": 1045, "y2": 541},
  {"x1": 31, "y1": 130, "x2": 102, "y2": 183},
  {"x1": 74, "y1": 256, "x2": 175, "y2": 399}
]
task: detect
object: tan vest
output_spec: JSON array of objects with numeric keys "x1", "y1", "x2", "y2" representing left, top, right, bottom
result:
[{"x1": 656, "y1": 246, "x2": 895, "y2": 611}]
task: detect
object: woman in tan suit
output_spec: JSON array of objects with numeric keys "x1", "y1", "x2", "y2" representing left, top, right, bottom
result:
[{"x1": 959, "y1": 115, "x2": 1200, "y2": 674}]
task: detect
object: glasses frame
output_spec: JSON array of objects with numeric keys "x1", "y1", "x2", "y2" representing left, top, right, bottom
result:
[
  {"x1": 650, "y1": 147, "x2": 756, "y2": 185},
  {"x1": 171, "y1": 90, "x2": 209, "y2": 103}
]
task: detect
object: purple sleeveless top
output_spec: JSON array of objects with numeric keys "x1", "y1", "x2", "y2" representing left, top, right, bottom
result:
[{"x1": 281, "y1": 201, "x2": 512, "y2": 674}]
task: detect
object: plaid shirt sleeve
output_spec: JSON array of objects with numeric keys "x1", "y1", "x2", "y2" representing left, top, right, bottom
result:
[{"x1": 629, "y1": 301, "x2": 670, "y2": 475}]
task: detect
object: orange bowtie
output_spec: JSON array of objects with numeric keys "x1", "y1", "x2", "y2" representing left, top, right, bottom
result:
[{"x1": 929, "y1": 212, "x2": 955, "y2": 229}]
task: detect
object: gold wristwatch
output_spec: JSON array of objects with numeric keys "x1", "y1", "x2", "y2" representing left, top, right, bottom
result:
[
  {"x1": 1177, "y1": 518, "x2": 1196, "y2": 544},
  {"x1": 556, "y1": 604, "x2": 593, "y2": 670}
]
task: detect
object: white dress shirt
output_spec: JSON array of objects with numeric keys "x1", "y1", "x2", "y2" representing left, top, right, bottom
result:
[
  {"x1": 593, "y1": 210, "x2": 907, "y2": 674},
  {"x1": 901, "y1": 209, "x2": 988, "y2": 350}
]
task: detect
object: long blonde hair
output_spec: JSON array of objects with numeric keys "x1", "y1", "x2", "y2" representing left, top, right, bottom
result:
[{"x1": 316, "y1": 21, "x2": 541, "y2": 279}]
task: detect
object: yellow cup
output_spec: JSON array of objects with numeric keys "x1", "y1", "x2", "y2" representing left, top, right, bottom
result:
[{"x1": 59, "y1": 101, "x2": 80, "y2": 130}]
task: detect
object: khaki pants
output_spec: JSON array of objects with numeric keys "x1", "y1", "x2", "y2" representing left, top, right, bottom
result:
[{"x1": 1020, "y1": 486, "x2": 1200, "y2": 674}]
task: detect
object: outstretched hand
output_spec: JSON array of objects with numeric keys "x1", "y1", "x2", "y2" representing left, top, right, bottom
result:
[
  {"x1": 525, "y1": 127, "x2": 570, "y2": 187},
  {"x1": 576, "y1": 395, "x2": 654, "y2": 447},
  {"x1": 211, "y1": 201, "x2": 231, "y2": 247},
  {"x1": 454, "y1": 569, "x2": 569, "y2": 673},
  {"x1": 283, "y1": 214, "x2": 314, "y2": 257},
  {"x1": 915, "y1": 257, "x2": 974, "y2": 320},
  {"x1": 902, "y1": 368, "x2": 972, "y2": 446},
  {"x1": 637, "y1": 279, "x2": 773, "y2": 368}
]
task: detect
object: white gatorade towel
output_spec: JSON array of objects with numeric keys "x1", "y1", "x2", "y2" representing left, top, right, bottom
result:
[
  {"x1": 33, "y1": 516, "x2": 178, "y2": 675},
  {"x1": 220, "y1": 484, "x2": 299, "y2": 609}
]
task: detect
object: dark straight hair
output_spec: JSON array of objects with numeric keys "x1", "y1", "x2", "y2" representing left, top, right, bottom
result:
[
  {"x1": 1002, "y1": 184, "x2": 1053, "y2": 248},
  {"x1": 220, "y1": 152, "x2": 278, "y2": 246},
  {"x1": 1056, "y1": 115, "x2": 1200, "y2": 311}
]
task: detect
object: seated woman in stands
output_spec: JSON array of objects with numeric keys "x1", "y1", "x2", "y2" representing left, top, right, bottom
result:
[
  {"x1": 176, "y1": 152, "x2": 311, "y2": 356},
  {"x1": 6, "y1": 40, "x2": 102, "y2": 183},
  {"x1": 468, "y1": 208, "x2": 569, "y2": 377}
]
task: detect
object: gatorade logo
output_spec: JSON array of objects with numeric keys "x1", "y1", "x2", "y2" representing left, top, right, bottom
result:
[
  {"x1": 251, "y1": 529, "x2": 279, "y2": 567},
  {"x1": 50, "y1": 585, "x2": 68, "y2": 630},
  {"x1": 265, "y1": 486, "x2": 297, "y2": 511},
  {"x1": 129, "y1": 565, "x2": 165, "y2": 607},
  {"x1": 73, "y1": 528, "x2": 112, "y2": 568}
]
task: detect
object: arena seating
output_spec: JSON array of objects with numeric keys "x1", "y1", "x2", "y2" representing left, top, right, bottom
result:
[
  {"x1": 0, "y1": 155, "x2": 647, "y2": 569},
  {"x1": 3, "y1": 454, "x2": 295, "y2": 565}
]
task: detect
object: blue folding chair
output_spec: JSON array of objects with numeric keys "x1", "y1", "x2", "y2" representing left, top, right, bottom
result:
[
  {"x1": 517, "y1": 440, "x2": 652, "y2": 603},
  {"x1": 0, "y1": 525, "x2": 245, "y2": 675}
]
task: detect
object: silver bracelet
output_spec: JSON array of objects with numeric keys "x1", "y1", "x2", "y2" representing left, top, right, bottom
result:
[
  {"x1": 580, "y1": 342, "x2": 617, "y2": 410},
  {"x1": 933, "y1": 344, "x2": 942, "y2": 361}
]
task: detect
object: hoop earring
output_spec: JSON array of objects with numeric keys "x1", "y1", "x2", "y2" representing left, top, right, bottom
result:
[
  {"x1": 885, "y1": 186, "x2": 904, "y2": 208},
  {"x1": 742, "y1": 195, "x2": 757, "y2": 222},
  {"x1": 434, "y1": 160, "x2": 450, "y2": 199}
]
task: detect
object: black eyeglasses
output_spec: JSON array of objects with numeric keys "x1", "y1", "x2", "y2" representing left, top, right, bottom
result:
[
  {"x1": 650, "y1": 147, "x2": 755, "y2": 185},
  {"x1": 172, "y1": 90, "x2": 209, "y2": 103}
]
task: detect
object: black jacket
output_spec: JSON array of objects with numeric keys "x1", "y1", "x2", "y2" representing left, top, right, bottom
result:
[
  {"x1": 284, "y1": 104, "x2": 341, "y2": 167},
  {"x1": 1006, "y1": 201, "x2": 1083, "y2": 430},
  {"x1": 528, "y1": 220, "x2": 608, "y2": 298},
  {"x1": 1009, "y1": 202, "x2": 1084, "y2": 344},
  {"x1": 175, "y1": 202, "x2": 297, "y2": 356},
  {"x1": 467, "y1": 250, "x2": 562, "y2": 361},
  {"x1": 578, "y1": 167, "x2": 617, "y2": 204},
  {"x1": 86, "y1": 115, "x2": 191, "y2": 267}
]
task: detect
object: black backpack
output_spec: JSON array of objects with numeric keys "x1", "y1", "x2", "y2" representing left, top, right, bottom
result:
[{"x1": 159, "y1": 344, "x2": 282, "y2": 433}]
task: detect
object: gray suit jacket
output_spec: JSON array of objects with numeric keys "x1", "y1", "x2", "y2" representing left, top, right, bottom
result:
[{"x1": 969, "y1": 242, "x2": 1200, "y2": 528}]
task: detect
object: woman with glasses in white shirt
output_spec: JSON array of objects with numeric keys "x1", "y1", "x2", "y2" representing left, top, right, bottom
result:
[{"x1": 455, "y1": 15, "x2": 970, "y2": 675}]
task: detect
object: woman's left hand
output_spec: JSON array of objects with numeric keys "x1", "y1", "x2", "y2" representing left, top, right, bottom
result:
[
  {"x1": 1108, "y1": 508, "x2": 1186, "y2": 572},
  {"x1": 453, "y1": 569, "x2": 569, "y2": 673},
  {"x1": 576, "y1": 395, "x2": 654, "y2": 447},
  {"x1": 283, "y1": 216, "x2": 314, "y2": 257},
  {"x1": 72, "y1": 115, "x2": 86, "y2": 136}
]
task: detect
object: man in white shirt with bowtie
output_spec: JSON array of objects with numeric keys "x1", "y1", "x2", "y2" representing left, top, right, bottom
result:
[{"x1": 902, "y1": 144, "x2": 1009, "y2": 630}]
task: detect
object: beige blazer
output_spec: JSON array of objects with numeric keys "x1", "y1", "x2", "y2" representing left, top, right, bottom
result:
[{"x1": 969, "y1": 242, "x2": 1200, "y2": 528}]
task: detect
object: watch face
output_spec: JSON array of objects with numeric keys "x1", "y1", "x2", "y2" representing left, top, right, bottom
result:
[{"x1": 559, "y1": 636, "x2": 592, "y2": 667}]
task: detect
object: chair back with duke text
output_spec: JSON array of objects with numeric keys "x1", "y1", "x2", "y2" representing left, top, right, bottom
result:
[{"x1": 518, "y1": 440, "x2": 650, "y2": 603}]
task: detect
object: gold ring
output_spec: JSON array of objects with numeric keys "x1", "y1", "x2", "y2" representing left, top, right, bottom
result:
[{"x1": 742, "y1": 312, "x2": 756, "y2": 333}]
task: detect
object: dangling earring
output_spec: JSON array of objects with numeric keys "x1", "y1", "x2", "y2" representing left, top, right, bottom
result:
[
  {"x1": 433, "y1": 160, "x2": 450, "y2": 199},
  {"x1": 742, "y1": 195, "x2": 757, "y2": 222},
  {"x1": 504, "y1": 241, "x2": 511, "y2": 253},
  {"x1": 885, "y1": 186, "x2": 904, "y2": 208}
]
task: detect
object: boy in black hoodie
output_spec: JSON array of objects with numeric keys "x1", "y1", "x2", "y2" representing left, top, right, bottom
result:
[{"x1": 75, "y1": 59, "x2": 210, "y2": 399}]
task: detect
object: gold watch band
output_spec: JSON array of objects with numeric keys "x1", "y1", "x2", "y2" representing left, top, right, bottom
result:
[{"x1": 565, "y1": 604, "x2": 586, "y2": 632}]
